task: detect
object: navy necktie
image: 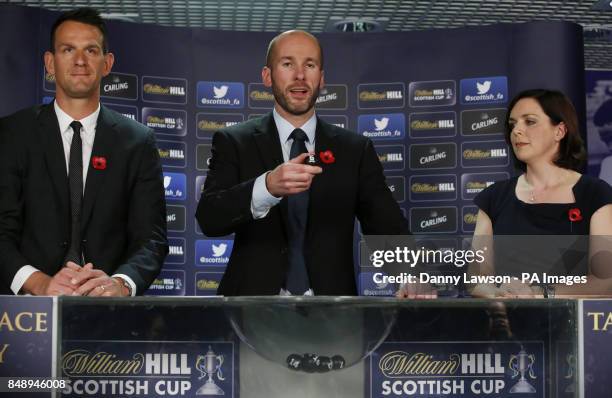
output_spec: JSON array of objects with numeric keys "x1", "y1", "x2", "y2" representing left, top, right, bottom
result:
[
  {"x1": 285, "y1": 128, "x2": 310, "y2": 294},
  {"x1": 64, "y1": 120, "x2": 83, "y2": 265}
]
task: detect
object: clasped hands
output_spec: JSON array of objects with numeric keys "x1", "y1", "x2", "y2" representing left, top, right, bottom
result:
[
  {"x1": 37, "y1": 261, "x2": 129, "y2": 297},
  {"x1": 266, "y1": 153, "x2": 322, "y2": 197}
]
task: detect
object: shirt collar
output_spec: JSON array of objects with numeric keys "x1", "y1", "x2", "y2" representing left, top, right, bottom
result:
[
  {"x1": 272, "y1": 108, "x2": 317, "y2": 144},
  {"x1": 54, "y1": 100, "x2": 100, "y2": 146}
]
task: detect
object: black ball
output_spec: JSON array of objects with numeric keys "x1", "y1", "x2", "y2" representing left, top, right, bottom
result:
[
  {"x1": 286, "y1": 354, "x2": 302, "y2": 371},
  {"x1": 331, "y1": 355, "x2": 346, "y2": 370},
  {"x1": 301, "y1": 353, "x2": 318, "y2": 373},
  {"x1": 315, "y1": 356, "x2": 332, "y2": 373}
]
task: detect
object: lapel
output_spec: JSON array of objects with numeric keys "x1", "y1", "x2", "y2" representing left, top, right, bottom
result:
[
  {"x1": 253, "y1": 113, "x2": 288, "y2": 236},
  {"x1": 40, "y1": 103, "x2": 70, "y2": 226},
  {"x1": 80, "y1": 105, "x2": 117, "y2": 232},
  {"x1": 306, "y1": 118, "x2": 339, "y2": 241},
  {"x1": 252, "y1": 113, "x2": 285, "y2": 171}
]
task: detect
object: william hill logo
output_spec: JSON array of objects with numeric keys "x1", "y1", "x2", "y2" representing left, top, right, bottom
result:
[
  {"x1": 359, "y1": 90, "x2": 404, "y2": 102},
  {"x1": 357, "y1": 83, "x2": 406, "y2": 109},
  {"x1": 149, "y1": 276, "x2": 183, "y2": 291},
  {"x1": 465, "y1": 181, "x2": 494, "y2": 194},
  {"x1": 198, "y1": 119, "x2": 239, "y2": 131},
  {"x1": 411, "y1": 119, "x2": 455, "y2": 130},
  {"x1": 464, "y1": 211, "x2": 478, "y2": 225},
  {"x1": 169, "y1": 245, "x2": 184, "y2": 256},
  {"x1": 158, "y1": 148, "x2": 185, "y2": 161},
  {"x1": 197, "y1": 278, "x2": 220, "y2": 290},
  {"x1": 250, "y1": 90, "x2": 274, "y2": 101},
  {"x1": 411, "y1": 182, "x2": 455, "y2": 193},
  {"x1": 143, "y1": 84, "x2": 185, "y2": 96},
  {"x1": 358, "y1": 83, "x2": 405, "y2": 109},
  {"x1": 360, "y1": 90, "x2": 403, "y2": 101},
  {"x1": 146, "y1": 116, "x2": 184, "y2": 130},
  {"x1": 463, "y1": 148, "x2": 507, "y2": 159},
  {"x1": 379, "y1": 153, "x2": 404, "y2": 163},
  {"x1": 377, "y1": 146, "x2": 405, "y2": 171}
]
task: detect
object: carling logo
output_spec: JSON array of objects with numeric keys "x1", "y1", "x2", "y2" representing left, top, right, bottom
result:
[{"x1": 101, "y1": 72, "x2": 138, "y2": 100}]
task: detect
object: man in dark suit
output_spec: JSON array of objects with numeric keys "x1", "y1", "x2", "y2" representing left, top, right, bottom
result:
[
  {"x1": 196, "y1": 30, "x2": 408, "y2": 296},
  {"x1": 0, "y1": 8, "x2": 167, "y2": 296}
]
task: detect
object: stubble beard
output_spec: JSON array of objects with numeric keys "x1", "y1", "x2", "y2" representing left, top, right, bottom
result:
[{"x1": 271, "y1": 77, "x2": 320, "y2": 116}]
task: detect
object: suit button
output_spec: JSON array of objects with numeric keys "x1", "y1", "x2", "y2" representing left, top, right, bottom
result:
[
  {"x1": 280, "y1": 247, "x2": 288, "y2": 254},
  {"x1": 60, "y1": 241, "x2": 68, "y2": 248}
]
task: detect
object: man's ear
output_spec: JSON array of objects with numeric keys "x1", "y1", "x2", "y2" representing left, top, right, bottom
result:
[
  {"x1": 262, "y1": 66, "x2": 272, "y2": 87},
  {"x1": 102, "y1": 52, "x2": 115, "y2": 77},
  {"x1": 319, "y1": 70, "x2": 325, "y2": 90},
  {"x1": 44, "y1": 51, "x2": 55, "y2": 76}
]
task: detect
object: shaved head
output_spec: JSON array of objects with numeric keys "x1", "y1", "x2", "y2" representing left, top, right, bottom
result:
[{"x1": 265, "y1": 30, "x2": 324, "y2": 69}]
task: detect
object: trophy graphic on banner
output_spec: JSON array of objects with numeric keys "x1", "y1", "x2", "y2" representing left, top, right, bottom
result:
[
  {"x1": 195, "y1": 346, "x2": 225, "y2": 395},
  {"x1": 509, "y1": 347, "x2": 537, "y2": 393}
]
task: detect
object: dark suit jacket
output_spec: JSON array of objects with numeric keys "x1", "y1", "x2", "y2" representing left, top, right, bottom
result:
[
  {"x1": 196, "y1": 113, "x2": 408, "y2": 296},
  {"x1": 0, "y1": 103, "x2": 168, "y2": 294}
]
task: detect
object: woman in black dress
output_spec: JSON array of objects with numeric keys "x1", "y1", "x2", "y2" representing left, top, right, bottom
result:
[{"x1": 470, "y1": 89, "x2": 612, "y2": 298}]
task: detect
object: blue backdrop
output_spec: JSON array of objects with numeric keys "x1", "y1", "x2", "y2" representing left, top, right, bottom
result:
[{"x1": 0, "y1": 5, "x2": 586, "y2": 296}]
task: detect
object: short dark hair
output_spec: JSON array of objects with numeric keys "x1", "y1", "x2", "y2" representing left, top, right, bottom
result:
[
  {"x1": 505, "y1": 89, "x2": 586, "y2": 172},
  {"x1": 50, "y1": 8, "x2": 108, "y2": 53},
  {"x1": 265, "y1": 30, "x2": 324, "y2": 69}
]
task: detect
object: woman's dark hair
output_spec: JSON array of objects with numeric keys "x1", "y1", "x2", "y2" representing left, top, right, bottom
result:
[
  {"x1": 505, "y1": 89, "x2": 586, "y2": 171},
  {"x1": 50, "y1": 8, "x2": 108, "y2": 53}
]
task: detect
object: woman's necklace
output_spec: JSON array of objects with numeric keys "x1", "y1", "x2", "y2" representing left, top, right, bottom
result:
[{"x1": 525, "y1": 171, "x2": 569, "y2": 203}]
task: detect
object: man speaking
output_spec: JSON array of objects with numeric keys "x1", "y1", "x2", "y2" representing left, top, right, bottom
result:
[{"x1": 196, "y1": 30, "x2": 408, "y2": 296}]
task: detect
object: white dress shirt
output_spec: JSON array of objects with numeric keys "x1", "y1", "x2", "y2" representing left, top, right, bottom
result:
[
  {"x1": 11, "y1": 101, "x2": 136, "y2": 296},
  {"x1": 250, "y1": 109, "x2": 317, "y2": 296},
  {"x1": 250, "y1": 109, "x2": 317, "y2": 218}
]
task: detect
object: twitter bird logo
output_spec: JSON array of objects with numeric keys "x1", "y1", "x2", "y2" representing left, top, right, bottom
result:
[
  {"x1": 212, "y1": 243, "x2": 228, "y2": 257},
  {"x1": 374, "y1": 117, "x2": 390, "y2": 131},
  {"x1": 213, "y1": 85, "x2": 229, "y2": 99},
  {"x1": 476, "y1": 81, "x2": 491, "y2": 95}
]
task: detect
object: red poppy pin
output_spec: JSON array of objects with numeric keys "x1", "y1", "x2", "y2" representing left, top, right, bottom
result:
[
  {"x1": 92, "y1": 156, "x2": 107, "y2": 170},
  {"x1": 568, "y1": 208, "x2": 582, "y2": 222},
  {"x1": 319, "y1": 150, "x2": 335, "y2": 164}
]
